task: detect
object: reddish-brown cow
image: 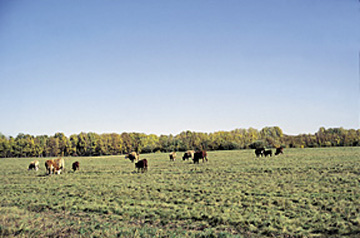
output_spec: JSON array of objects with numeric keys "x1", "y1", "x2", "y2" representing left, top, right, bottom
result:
[
  {"x1": 72, "y1": 161, "x2": 80, "y2": 172},
  {"x1": 45, "y1": 160, "x2": 61, "y2": 175},
  {"x1": 193, "y1": 151, "x2": 208, "y2": 164},
  {"x1": 135, "y1": 159, "x2": 148, "y2": 173},
  {"x1": 275, "y1": 147, "x2": 284, "y2": 155}
]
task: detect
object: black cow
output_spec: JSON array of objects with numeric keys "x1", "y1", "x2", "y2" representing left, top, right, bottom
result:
[
  {"x1": 193, "y1": 151, "x2": 208, "y2": 164},
  {"x1": 183, "y1": 150, "x2": 194, "y2": 161},
  {"x1": 255, "y1": 148, "x2": 265, "y2": 157},
  {"x1": 264, "y1": 150, "x2": 272, "y2": 157},
  {"x1": 28, "y1": 160, "x2": 39, "y2": 171},
  {"x1": 135, "y1": 159, "x2": 148, "y2": 173},
  {"x1": 125, "y1": 152, "x2": 139, "y2": 162},
  {"x1": 275, "y1": 147, "x2": 284, "y2": 155},
  {"x1": 72, "y1": 161, "x2": 80, "y2": 172}
]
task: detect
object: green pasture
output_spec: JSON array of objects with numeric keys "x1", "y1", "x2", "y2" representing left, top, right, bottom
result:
[{"x1": 0, "y1": 147, "x2": 359, "y2": 237}]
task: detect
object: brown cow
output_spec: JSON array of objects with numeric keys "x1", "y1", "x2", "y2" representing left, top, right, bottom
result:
[
  {"x1": 275, "y1": 147, "x2": 284, "y2": 155},
  {"x1": 135, "y1": 159, "x2": 148, "y2": 173},
  {"x1": 28, "y1": 160, "x2": 39, "y2": 171},
  {"x1": 193, "y1": 151, "x2": 208, "y2": 164},
  {"x1": 125, "y1": 152, "x2": 139, "y2": 162},
  {"x1": 45, "y1": 160, "x2": 61, "y2": 175},
  {"x1": 72, "y1": 161, "x2": 80, "y2": 172},
  {"x1": 182, "y1": 150, "x2": 195, "y2": 161},
  {"x1": 169, "y1": 152, "x2": 176, "y2": 161},
  {"x1": 54, "y1": 158, "x2": 65, "y2": 172}
]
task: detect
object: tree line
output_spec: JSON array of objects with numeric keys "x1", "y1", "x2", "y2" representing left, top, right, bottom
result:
[{"x1": 0, "y1": 127, "x2": 359, "y2": 158}]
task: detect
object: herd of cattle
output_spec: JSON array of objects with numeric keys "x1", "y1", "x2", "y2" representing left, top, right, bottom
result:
[
  {"x1": 28, "y1": 158, "x2": 79, "y2": 175},
  {"x1": 125, "y1": 150, "x2": 208, "y2": 173},
  {"x1": 254, "y1": 147, "x2": 284, "y2": 157},
  {"x1": 28, "y1": 148, "x2": 283, "y2": 175}
]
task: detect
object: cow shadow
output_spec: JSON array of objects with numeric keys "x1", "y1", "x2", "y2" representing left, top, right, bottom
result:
[{"x1": 36, "y1": 174, "x2": 49, "y2": 177}]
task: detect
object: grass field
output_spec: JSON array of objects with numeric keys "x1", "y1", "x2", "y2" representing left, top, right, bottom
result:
[{"x1": 0, "y1": 147, "x2": 359, "y2": 237}]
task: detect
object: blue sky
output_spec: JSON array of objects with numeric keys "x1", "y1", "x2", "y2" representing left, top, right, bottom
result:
[{"x1": 0, "y1": 0, "x2": 359, "y2": 137}]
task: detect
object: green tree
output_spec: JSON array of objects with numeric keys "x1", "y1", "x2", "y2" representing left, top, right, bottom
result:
[
  {"x1": 69, "y1": 134, "x2": 78, "y2": 156},
  {"x1": 109, "y1": 133, "x2": 123, "y2": 155},
  {"x1": 121, "y1": 133, "x2": 133, "y2": 153},
  {"x1": 54, "y1": 133, "x2": 71, "y2": 156},
  {"x1": 46, "y1": 136, "x2": 60, "y2": 157},
  {"x1": 77, "y1": 132, "x2": 89, "y2": 156},
  {"x1": 0, "y1": 134, "x2": 10, "y2": 158},
  {"x1": 141, "y1": 134, "x2": 160, "y2": 153}
]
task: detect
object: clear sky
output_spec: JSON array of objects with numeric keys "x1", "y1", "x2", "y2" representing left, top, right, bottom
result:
[{"x1": 0, "y1": 0, "x2": 359, "y2": 137}]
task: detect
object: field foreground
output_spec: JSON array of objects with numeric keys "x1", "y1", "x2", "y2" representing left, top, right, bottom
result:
[{"x1": 0, "y1": 148, "x2": 359, "y2": 237}]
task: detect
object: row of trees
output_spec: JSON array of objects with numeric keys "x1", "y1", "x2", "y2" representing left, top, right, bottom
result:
[{"x1": 0, "y1": 127, "x2": 359, "y2": 158}]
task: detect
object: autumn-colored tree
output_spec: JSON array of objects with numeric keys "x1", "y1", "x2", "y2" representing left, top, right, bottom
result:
[{"x1": 0, "y1": 127, "x2": 359, "y2": 158}]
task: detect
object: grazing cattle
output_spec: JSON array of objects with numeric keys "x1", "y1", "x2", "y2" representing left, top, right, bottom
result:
[
  {"x1": 28, "y1": 160, "x2": 39, "y2": 171},
  {"x1": 182, "y1": 150, "x2": 195, "y2": 161},
  {"x1": 264, "y1": 150, "x2": 272, "y2": 157},
  {"x1": 72, "y1": 161, "x2": 80, "y2": 172},
  {"x1": 169, "y1": 152, "x2": 176, "y2": 161},
  {"x1": 54, "y1": 158, "x2": 65, "y2": 173},
  {"x1": 255, "y1": 148, "x2": 265, "y2": 157},
  {"x1": 275, "y1": 147, "x2": 284, "y2": 155},
  {"x1": 193, "y1": 151, "x2": 208, "y2": 164},
  {"x1": 135, "y1": 159, "x2": 148, "y2": 173},
  {"x1": 125, "y1": 152, "x2": 139, "y2": 163},
  {"x1": 45, "y1": 160, "x2": 61, "y2": 175}
]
